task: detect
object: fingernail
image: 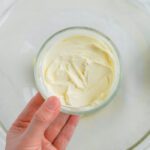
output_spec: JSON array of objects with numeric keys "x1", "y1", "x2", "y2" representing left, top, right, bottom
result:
[{"x1": 46, "y1": 96, "x2": 60, "y2": 110}]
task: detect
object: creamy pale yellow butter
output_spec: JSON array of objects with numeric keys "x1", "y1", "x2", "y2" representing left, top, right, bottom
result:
[{"x1": 42, "y1": 35, "x2": 115, "y2": 107}]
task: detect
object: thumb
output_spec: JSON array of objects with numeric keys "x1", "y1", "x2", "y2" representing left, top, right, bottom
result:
[{"x1": 24, "y1": 96, "x2": 61, "y2": 139}]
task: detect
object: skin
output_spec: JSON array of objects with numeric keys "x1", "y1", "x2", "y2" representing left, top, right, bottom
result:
[{"x1": 6, "y1": 93, "x2": 79, "y2": 150}]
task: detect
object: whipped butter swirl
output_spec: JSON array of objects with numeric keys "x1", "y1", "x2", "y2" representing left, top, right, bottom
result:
[{"x1": 42, "y1": 35, "x2": 115, "y2": 107}]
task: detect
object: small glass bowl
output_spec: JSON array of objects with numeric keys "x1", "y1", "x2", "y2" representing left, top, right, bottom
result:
[{"x1": 34, "y1": 26, "x2": 121, "y2": 115}]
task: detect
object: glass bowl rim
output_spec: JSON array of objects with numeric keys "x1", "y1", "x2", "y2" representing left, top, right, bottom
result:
[{"x1": 34, "y1": 26, "x2": 121, "y2": 115}]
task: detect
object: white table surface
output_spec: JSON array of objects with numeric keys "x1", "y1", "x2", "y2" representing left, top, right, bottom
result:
[{"x1": 0, "y1": 0, "x2": 150, "y2": 150}]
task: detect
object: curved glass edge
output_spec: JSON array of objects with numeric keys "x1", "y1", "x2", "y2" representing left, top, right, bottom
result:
[
  {"x1": 0, "y1": 121, "x2": 7, "y2": 133},
  {"x1": 127, "y1": 130, "x2": 150, "y2": 150},
  {"x1": 129, "y1": 0, "x2": 150, "y2": 15}
]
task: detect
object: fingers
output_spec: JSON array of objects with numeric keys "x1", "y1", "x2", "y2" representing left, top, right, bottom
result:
[
  {"x1": 45, "y1": 113, "x2": 70, "y2": 142},
  {"x1": 44, "y1": 144, "x2": 57, "y2": 150},
  {"x1": 12, "y1": 93, "x2": 44, "y2": 128},
  {"x1": 42, "y1": 139, "x2": 57, "y2": 150},
  {"x1": 25, "y1": 96, "x2": 61, "y2": 139},
  {"x1": 53, "y1": 115, "x2": 80, "y2": 150}
]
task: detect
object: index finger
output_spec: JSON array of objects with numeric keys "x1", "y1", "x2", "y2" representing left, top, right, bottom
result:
[{"x1": 12, "y1": 93, "x2": 44, "y2": 128}]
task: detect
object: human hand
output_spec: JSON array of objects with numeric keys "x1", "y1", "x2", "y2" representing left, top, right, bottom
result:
[{"x1": 6, "y1": 93, "x2": 79, "y2": 150}]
